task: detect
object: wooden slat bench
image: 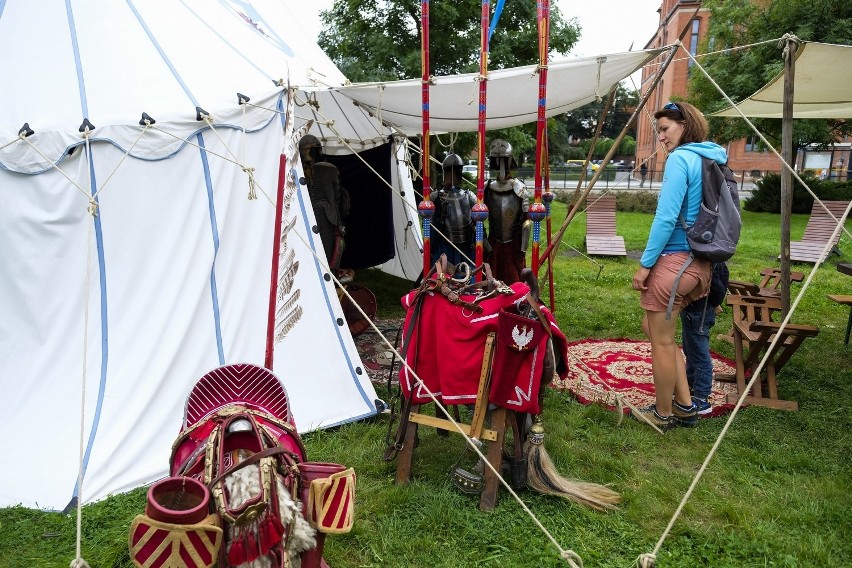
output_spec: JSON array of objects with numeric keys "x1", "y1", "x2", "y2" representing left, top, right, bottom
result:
[
  {"x1": 585, "y1": 194, "x2": 626, "y2": 257},
  {"x1": 789, "y1": 200, "x2": 850, "y2": 263}
]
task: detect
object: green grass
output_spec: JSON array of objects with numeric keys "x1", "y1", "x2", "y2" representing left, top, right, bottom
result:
[{"x1": 3, "y1": 205, "x2": 851, "y2": 567}]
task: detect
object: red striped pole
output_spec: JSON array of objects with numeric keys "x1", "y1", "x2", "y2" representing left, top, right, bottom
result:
[
  {"x1": 417, "y1": 0, "x2": 435, "y2": 278},
  {"x1": 529, "y1": 0, "x2": 550, "y2": 276},
  {"x1": 470, "y1": 0, "x2": 491, "y2": 280}
]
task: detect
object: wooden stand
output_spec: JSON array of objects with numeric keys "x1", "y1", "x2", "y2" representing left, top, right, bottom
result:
[{"x1": 393, "y1": 333, "x2": 512, "y2": 511}]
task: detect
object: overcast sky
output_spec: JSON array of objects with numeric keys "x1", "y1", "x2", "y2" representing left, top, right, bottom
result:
[{"x1": 289, "y1": 0, "x2": 662, "y2": 84}]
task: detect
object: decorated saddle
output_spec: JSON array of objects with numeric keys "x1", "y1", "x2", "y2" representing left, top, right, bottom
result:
[
  {"x1": 129, "y1": 363, "x2": 355, "y2": 568},
  {"x1": 398, "y1": 270, "x2": 568, "y2": 414}
]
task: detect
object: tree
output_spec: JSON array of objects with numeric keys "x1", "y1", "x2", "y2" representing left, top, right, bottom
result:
[
  {"x1": 553, "y1": 84, "x2": 640, "y2": 161},
  {"x1": 319, "y1": 1, "x2": 580, "y2": 81},
  {"x1": 689, "y1": 0, "x2": 852, "y2": 157},
  {"x1": 318, "y1": 0, "x2": 581, "y2": 162}
]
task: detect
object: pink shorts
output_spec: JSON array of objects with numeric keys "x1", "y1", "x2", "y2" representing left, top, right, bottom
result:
[{"x1": 640, "y1": 252, "x2": 711, "y2": 313}]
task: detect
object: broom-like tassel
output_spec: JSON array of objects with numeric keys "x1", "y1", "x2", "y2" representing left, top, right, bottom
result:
[{"x1": 524, "y1": 419, "x2": 621, "y2": 511}]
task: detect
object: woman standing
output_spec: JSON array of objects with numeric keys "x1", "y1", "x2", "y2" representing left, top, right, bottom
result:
[{"x1": 631, "y1": 101, "x2": 728, "y2": 430}]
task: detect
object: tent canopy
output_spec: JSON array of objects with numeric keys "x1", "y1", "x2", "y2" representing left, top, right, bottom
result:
[
  {"x1": 334, "y1": 49, "x2": 665, "y2": 135},
  {"x1": 713, "y1": 42, "x2": 852, "y2": 119}
]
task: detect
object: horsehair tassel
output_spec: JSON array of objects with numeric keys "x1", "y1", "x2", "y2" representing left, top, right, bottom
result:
[{"x1": 524, "y1": 424, "x2": 621, "y2": 511}]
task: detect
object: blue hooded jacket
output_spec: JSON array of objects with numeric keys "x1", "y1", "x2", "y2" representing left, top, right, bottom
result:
[{"x1": 640, "y1": 141, "x2": 729, "y2": 268}]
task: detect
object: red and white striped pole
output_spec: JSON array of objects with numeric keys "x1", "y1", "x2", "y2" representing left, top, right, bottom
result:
[
  {"x1": 470, "y1": 0, "x2": 491, "y2": 280},
  {"x1": 529, "y1": 0, "x2": 551, "y2": 277},
  {"x1": 417, "y1": 0, "x2": 435, "y2": 278}
]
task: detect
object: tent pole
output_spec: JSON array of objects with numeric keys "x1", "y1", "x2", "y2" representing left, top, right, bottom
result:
[
  {"x1": 417, "y1": 0, "x2": 435, "y2": 278},
  {"x1": 780, "y1": 35, "x2": 798, "y2": 316},
  {"x1": 540, "y1": 43, "x2": 680, "y2": 265},
  {"x1": 265, "y1": 155, "x2": 288, "y2": 370},
  {"x1": 543, "y1": 131, "x2": 556, "y2": 310},
  {"x1": 529, "y1": 0, "x2": 551, "y2": 277},
  {"x1": 471, "y1": 0, "x2": 491, "y2": 280}
]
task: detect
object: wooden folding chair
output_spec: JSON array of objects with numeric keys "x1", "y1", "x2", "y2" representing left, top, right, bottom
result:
[
  {"x1": 719, "y1": 295, "x2": 818, "y2": 410},
  {"x1": 585, "y1": 194, "x2": 627, "y2": 256},
  {"x1": 789, "y1": 200, "x2": 850, "y2": 263}
]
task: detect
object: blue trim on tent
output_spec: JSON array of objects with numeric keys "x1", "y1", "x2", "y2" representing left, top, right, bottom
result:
[
  {"x1": 0, "y1": 1, "x2": 8, "y2": 21},
  {"x1": 71, "y1": 151, "x2": 111, "y2": 501},
  {"x1": 63, "y1": 0, "x2": 109, "y2": 503},
  {"x1": 197, "y1": 133, "x2": 226, "y2": 364},
  {"x1": 126, "y1": 0, "x2": 199, "y2": 107},
  {"x1": 181, "y1": 0, "x2": 275, "y2": 83},
  {"x1": 65, "y1": 0, "x2": 89, "y2": 118},
  {"x1": 293, "y1": 168, "x2": 374, "y2": 412},
  {"x1": 214, "y1": 0, "x2": 295, "y2": 57}
]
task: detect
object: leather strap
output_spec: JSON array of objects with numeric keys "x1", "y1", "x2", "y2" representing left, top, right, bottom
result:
[{"x1": 207, "y1": 446, "x2": 294, "y2": 489}]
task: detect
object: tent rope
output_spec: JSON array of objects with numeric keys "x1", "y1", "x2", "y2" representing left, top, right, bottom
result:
[
  {"x1": 200, "y1": 114, "x2": 261, "y2": 201},
  {"x1": 294, "y1": 96, "x2": 479, "y2": 268},
  {"x1": 259, "y1": 160, "x2": 585, "y2": 565},
  {"x1": 635, "y1": 42, "x2": 852, "y2": 564},
  {"x1": 683, "y1": 39, "x2": 852, "y2": 238},
  {"x1": 594, "y1": 57, "x2": 606, "y2": 102},
  {"x1": 71, "y1": 217, "x2": 95, "y2": 568}
]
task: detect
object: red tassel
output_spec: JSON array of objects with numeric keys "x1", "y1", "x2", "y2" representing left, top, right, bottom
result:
[
  {"x1": 259, "y1": 516, "x2": 273, "y2": 555},
  {"x1": 244, "y1": 530, "x2": 260, "y2": 563},
  {"x1": 227, "y1": 534, "x2": 246, "y2": 566}
]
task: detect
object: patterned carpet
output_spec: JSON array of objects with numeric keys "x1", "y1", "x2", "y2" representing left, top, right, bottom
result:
[
  {"x1": 352, "y1": 318, "x2": 404, "y2": 390},
  {"x1": 551, "y1": 338, "x2": 742, "y2": 418}
]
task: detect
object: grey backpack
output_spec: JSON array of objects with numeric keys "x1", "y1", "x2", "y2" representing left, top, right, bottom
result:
[
  {"x1": 667, "y1": 158, "x2": 741, "y2": 318},
  {"x1": 680, "y1": 158, "x2": 742, "y2": 263}
]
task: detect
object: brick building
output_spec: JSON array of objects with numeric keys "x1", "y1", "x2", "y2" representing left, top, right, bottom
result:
[{"x1": 634, "y1": 0, "x2": 851, "y2": 182}]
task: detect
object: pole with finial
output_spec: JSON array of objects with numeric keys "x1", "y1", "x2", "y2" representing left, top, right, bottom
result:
[
  {"x1": 470, "y1": 0, "x2": 491, "y2": 280},
  {"x1": 529, "y1": 0, "x2": 550, "y2": 277},
  {"x1": 417, "y1": 0, "x2": 435, "y2": 278}
]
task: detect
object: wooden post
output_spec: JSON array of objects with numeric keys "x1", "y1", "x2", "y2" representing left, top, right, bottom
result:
[{"x1": 780, "y1": 36, "x2": 798, "y2": 316}]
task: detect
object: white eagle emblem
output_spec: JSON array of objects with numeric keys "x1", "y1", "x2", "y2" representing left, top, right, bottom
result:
[{"x1": 511, "y1": 324, "x2": 534, "y2": 351}]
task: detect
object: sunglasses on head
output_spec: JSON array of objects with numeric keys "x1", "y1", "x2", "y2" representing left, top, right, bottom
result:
[{"x1": 664, "y1": 102, "x2": 681, "y2": 112}]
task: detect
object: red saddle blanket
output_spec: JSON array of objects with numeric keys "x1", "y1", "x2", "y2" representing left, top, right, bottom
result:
[{"x1": 399, "y1": 282, "x2": 568, "y2": 412}]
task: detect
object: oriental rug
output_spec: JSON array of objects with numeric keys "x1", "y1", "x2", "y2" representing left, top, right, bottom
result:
[
  {"x1": 552, "y1": 339, "x2": 742, "y2": 418},
  {"x1": 352, "y1": 318, "x2": 404, "y2": 388}
]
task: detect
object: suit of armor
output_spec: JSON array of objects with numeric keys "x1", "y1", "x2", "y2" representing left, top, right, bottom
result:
[
  {"x1": 300, "y1": 135, "x2": 350, "y2": 272},
  {"x1": 484, "y1": 140, "x2": 530, "y2": 283}
]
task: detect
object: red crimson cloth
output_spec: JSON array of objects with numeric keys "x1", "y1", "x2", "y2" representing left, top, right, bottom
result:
[{"x1": 399, "y1": 282, "x2": 567, "y2": 409}]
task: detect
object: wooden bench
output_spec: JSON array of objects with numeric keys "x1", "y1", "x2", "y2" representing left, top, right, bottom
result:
[
  {"x1": 827, "y1": 294, "x2": 852, "y2": 346},
  {"x1": 716, "y1": 295, "x2": 818, "y2": 410},
  {"x1": 789, "y1": 200, "x2": 850, "y2": 263},
  {"x1": 720, "y1": 268, "x2": 805, "y2": 343},
  {"x1": 585, "y1": 194, "x2": 626, "y2": 256}
]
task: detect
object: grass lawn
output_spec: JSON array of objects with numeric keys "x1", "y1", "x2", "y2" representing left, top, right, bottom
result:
[{"x1": 2, "y1": 204, "x2": 851, "y2": 567}]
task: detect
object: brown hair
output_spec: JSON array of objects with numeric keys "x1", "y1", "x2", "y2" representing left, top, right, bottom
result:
[{"x1": 653, "y1": 101, "x2": 708, "y2": 146}]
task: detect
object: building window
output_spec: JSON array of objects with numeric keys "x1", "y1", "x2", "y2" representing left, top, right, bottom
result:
[
  {"x1": 688, "y1": 20, "x2": 700, "y2": 67},
  {"x1": 744, "y1": 136, "x2": 765, "y2": 153}
]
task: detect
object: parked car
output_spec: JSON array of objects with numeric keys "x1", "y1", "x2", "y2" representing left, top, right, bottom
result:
[{"x1": 462, "y1": 164, "x2": 479, "y2": 179}]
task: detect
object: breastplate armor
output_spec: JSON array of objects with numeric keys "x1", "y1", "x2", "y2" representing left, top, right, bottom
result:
[
  {"x1": 441, "y1": 189, "x2": 474, "y2": 243},
  {"x1": 485, "y1": 188, "x2": 521, "y2": 243}
]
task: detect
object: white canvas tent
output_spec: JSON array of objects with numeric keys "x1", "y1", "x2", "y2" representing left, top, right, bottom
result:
[
  {"x1": 0, "y1": 0, "x2": 401, "y2": 511},
  {"x1": 0, "y1": 0, "x2": 663, "y2": 510},
  {"x1": 714, "y1": 42, "x2": 852, "y2": 119}
]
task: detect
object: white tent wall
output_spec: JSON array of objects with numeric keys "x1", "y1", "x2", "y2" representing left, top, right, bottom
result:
[{"x1": 0, "y1": 0, "x2": 390, "y2": 510}]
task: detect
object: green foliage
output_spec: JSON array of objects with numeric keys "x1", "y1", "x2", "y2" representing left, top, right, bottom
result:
[
  {"x1": 557, "y1": 190, "x2": 658, "y2": 214},
  {"x1": 744, "y1": 173, "x2": 852, "y2": 213},
  {"x1": 689, "y1": 0, "x2": 852, "y2": 150},
  {"x1": 319, "y1": 0, "x2": 580, "y2": 82},
  {"x1": 6, "y1": 207, "x2": 852, "y2": 567}
]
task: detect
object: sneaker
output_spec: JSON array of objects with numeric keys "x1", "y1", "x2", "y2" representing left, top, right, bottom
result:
[
  {"x1": 631, "y1": 404, "x2": 675, "y2": 431},
  {"x1": 692, "y1": 397, "x2": 713, "y2": 416},
  {"x1": 672, "y1": 400, "x2": 699, "y2": 427}
]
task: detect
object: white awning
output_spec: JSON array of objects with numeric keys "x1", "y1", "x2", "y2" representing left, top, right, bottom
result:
[
  {"x1": 333, "y1": 49, "x2": 667, "y2": 135},
  {"x1": 713, "y1": 42, "x2": 852, "y2": 119}
]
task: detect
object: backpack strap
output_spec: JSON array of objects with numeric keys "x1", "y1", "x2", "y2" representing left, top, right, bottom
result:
[{"x1": 666, "y1": 252, "x2": 695, "y2": 320}]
